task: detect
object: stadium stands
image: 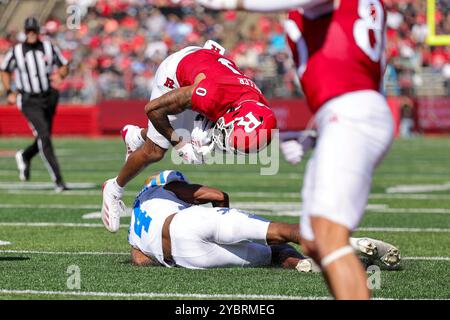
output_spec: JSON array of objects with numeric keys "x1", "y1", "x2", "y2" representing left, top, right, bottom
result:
[{"x1": 0, "y1": 0, "x2": 449, "y2": 102}]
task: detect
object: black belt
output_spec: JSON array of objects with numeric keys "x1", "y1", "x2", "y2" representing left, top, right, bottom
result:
[{"x1": 20, "y1": 90, "x2": 52, "y2": 98}]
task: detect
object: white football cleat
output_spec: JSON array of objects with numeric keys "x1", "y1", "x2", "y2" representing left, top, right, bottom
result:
[
  {"x1": 15, "y1": 150, "x2": 30, "y2": 181},
  {"x1": 121, "y1": 125, "x2": 144, "y2": 161},
  {"x1": 351, "y1": 237, "x2": 378, "y2": 258},
  {"x1": 101, "y1": 179, "x2": 125, "y2": 233},
  {"x1": 351, "y1": 237, "x2": 401, "y2": 269}
]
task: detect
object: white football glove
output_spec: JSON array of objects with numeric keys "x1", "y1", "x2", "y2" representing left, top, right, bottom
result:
[
  {"x1": 176, "y1": 143, "x2": 204, "y2": 164},
  {"x1": 281, "y1": 130, "x2": 318, "y2": 165},
  {"x1": 196, "y1": 0, "x2": 238, "y2": 10},
  {"x1": 281, "y1": 140, "x2": 305, "y2": 165},
  {"x1": 191, "y1": 116, "x2": 215, "y2": 157}
]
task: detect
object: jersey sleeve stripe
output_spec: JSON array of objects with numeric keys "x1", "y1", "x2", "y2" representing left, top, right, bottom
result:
[
  {"x1": 51, "y1": 43, "x2": 68, "y2": 66},
  {"x1": 0, "y1": 49, "x2": 14, "y2": 71}
]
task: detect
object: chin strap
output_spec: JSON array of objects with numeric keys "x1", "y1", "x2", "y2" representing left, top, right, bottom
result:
[{"x1": 321, "y1": 245, "x2": 354, "y2": 268}]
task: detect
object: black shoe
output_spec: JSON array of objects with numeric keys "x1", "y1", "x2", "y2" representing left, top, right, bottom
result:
[
  {"x1": 55, "y1": 182, "x2": 70, "y2": 193},
  {"x1": 15, "y1": 150, "x2": 30, "y2": 181}
]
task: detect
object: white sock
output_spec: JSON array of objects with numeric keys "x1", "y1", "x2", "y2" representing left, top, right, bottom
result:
[
  {"x1": 136, "y1": 129, "x2": 145, "y2": 144},
  {"x1": 130, "y1": 128, "x2": 145, "y2": 150},
  {"x1": 111, "y1": 178, "x2": 124, "y2": 197}
]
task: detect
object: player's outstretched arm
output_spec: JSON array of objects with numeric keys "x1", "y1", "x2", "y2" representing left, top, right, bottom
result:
[
  {"x1": 145, "y1": 85, "x2": 195, "y2": 147},
  {"x1": 197, "y1": 0, "x2": 333, "y2": 12},
  {"x1": 165, "y1": 181, "x2": 230, "y2": 207}
]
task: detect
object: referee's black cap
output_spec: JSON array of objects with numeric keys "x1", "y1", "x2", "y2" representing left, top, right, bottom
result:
[{"x1": 24, "y1": 17, "x2": 40, "y2": 33}]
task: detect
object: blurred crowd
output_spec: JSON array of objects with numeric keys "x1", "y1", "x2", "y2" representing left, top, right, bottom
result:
[
  {"x1": 0, "y1": 0, "x2": 449, "y2": 103},
  {"x1": 384, "y1": 0, "x2": 450, "y2": 96}
]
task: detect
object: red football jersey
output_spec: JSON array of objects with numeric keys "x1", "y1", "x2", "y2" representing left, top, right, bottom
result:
[
  {"x1": 176, "y1": 49, "x2": 268, "y2": 122},
  {"x1": 285, "y1": 0, "x2": 387, "y2": 113}
]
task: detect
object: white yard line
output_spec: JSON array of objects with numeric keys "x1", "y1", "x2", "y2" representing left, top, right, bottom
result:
[
  {"x1": 1, "y1": 250, "x2": 449, "y2": 262},
  {"x1": 369, "y1": 194, "x2": 450, "y2": 200},
  {"x1": 0, "y1": 289, "x2": 327, "y2": 300},
  {"x1": 357, "y1": 227, "x2": 450, "y2": 233},
  {"x1": 368, "y1": 208, "x2": 450, "y2": 214},
  {"x1": 2, "y1": 201, "x2": 450, "y2": 217},
  {"x1": 386, "y1": 182, "x2": 450, "y2": 193},
  {"x1": 0, "y1": 241, "x2": 11, "y2": 246},
  {"x1": 4, "y1": 190, "x2": 302, "y2": 197},
  {"x1": 0, "y1": 289, "x2": 447, "y2": 300},
  {"x1": 403, "y1": 257, "x2": 450, "y2": 261},
  {"x1": 0, "y1": 223, "x2": 449, "y2": 234},
  {"x1": 0, "y1": 182, "x2": 97, "y2": 190},
  {"x1": 79, "y1": 204, "x2": 392, "y2": 220},
  {"x1": 78, "y1": 202, "x2": 449, "y2": 218},
  {"x1": 6, "y1": 190, "x2": 110, "y2": 196},
  {"x1": 5, "y1": 189, "x2": 450, "y2": 201},
  {"x1": 0, "y1": 222, "x2": 124, "y2": 228},
  {"x1": 0, "y1": 204, "x2": 99, "y2": 209},
  {"x1": 0, "y1": 250, "x2": 128, "y2": 256}
]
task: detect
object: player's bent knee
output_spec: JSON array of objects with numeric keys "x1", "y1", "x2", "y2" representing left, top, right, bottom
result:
[
  {"x1": 310, "y1": 217, "x2": 350, "y2": 250},
  {"x1": 141, "y1": 140, "x2": 166, "y2": 163}
]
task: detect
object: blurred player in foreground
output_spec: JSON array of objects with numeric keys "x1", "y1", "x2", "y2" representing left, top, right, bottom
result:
[
  {"x1": 102, "y1": 41, "x2": 276, "y2": 233},
  {"x1": 198, "y1": 0, "x2": 394, "y2": 299},
  {"x1": 128, "y1": 170, "x2": 400, "y2": 271}
]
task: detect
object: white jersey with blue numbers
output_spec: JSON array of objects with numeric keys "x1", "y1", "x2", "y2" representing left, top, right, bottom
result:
[{"x1": 128, "y1": 171, "x2": 190, "y2": 266}]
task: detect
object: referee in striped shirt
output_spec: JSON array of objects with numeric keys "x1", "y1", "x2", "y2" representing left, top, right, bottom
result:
[{"x1": 1, "y1": 17, "x2": 70, "y2": 192}]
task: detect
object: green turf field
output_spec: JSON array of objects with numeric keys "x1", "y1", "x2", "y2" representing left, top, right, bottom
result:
[{"x1": 0, "y1": 136, "x2": 449, "y2": 300}]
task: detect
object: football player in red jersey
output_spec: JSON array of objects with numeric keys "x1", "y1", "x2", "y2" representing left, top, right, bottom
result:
[
  {"x1": 197, "y1": 0, "x2": 395, "y2": 299},
  {"x1": 101, "y1": 41, "x2": 277, "y2": 234}
]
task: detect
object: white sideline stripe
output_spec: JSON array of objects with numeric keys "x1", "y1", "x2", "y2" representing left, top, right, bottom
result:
[
  {"x1": 0, "y1": 223, "x2": 449, "y2": 233},
  {"x1": 403, "y1": 257, "x2": 450, "y2": 261},
  {"x1": 0, "y1": 204, "x2": 99, "y2": 209},
  {"x1": 0, "y1": 289, "x2": 328, "y2": 300},
  {"x1": 0, "y1": 241, "x2": 11, "y2": 246},
  {"x1": 0, "y1": 223, "x2": 118, "y2": 228},
  {"x1": 0, "y1": 289, "x2": 447, "y2": 300},
  {"x1": 2, "y1": 201, "x2": 450, "y2": 217},
  {"x1": 0, "y1": 250, "x2": 128, "y2": 256},
  {"x1": 5, "y1": 188, "x2": 450, "y2": 200},
  {"x1": 1, "y1": 203, "x2": 449, "y2": 217},
  {"x1": 357, "y1": 227, "x2": 450, "y2": 233},
  {"x1": 81, "y1": 204, "x2": 385, "y2": 219},
  {"x1": 386, "y1": 182, "x2": 450, "y2": 193},
  {"x1": 369, "y1": 208, "x2": 450, "y2": 214},
  {"x1": 6, "y1": 190, "x2": 110, "y2": 196},
  {"x1": 369, "y1": 194, "x2": 450, "y2": 200},
  {"x1": 0, "y1": 182, "x2": 96, "y2": 190},
  {"x1": 5, "y1": 202, "x2": 448, "y2": 215},
  {"x1": 83, "y1": 211, "x2": 125, "y2": 219},
  {"x1": 1, "y1": 250, "x2": 449, "y2": 262}
]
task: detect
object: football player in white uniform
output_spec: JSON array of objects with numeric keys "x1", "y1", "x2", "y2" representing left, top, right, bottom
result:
[{"x1": 128, "y1": 170, "x2": 400, "y2": 271}]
